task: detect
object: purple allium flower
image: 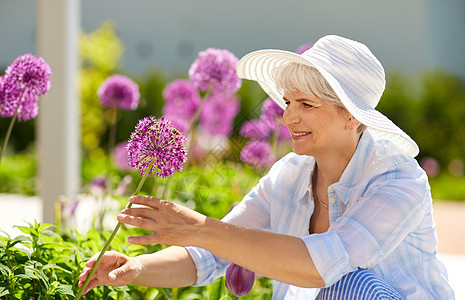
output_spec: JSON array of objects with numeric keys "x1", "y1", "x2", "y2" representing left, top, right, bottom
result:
[
  {"x1": 0, "y1": 77, "x2": 39, "y2": 121},
  {"x1": 164, "y1": 115, "x2": 190, "y2": 134},
  {"x1": 240, "y1": 140, "x2": 275, "y2": 168},
  {"x1": 199, "y1": 94, "x2": 240, "y2": 136},
  {"x1": 296, "y1": 43, "x2": 314, "y2": 55},
  {"x1": 260, "y1": 98, "x2": 291, "y2": 141},
  {"x1": 1, "y1": 54, "x2": 51, "y2": 122},
  {"x1": 114, "y1": 142, "x2": 132, "y2": 171},
  {"x1": 188, "y1": 48, "x2": 241, "y2": 95},
  {"x1": 89, "y1": 177, "x2": 106, "y2": 197},
  {"x1": 127, "y1": 116, "x2": 188, "y2": 178},
  {"x1": 240, "y1": 119, "x2": 272, "y2": 139},
  {"x1": 162, "y1": 79, "x2": 201, "y2": 122},
  {"x1": 98, "y1": 74, "x2": 140, "y2": 110},
  {"x1": 4, "y1": 53, "x2": 52, "y2": 96},
  {"x1": 262, "y1": 98, "x2": 284, "y2": 119},
  {"x1": 278, "y1": 125, "x2": 291, "y2": 141},
  {"x1": 225, "y1": 263, "x2": 255, "y2": 297}
]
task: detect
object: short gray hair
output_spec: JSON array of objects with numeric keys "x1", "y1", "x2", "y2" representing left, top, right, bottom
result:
[{"x1": 272, "y1": 62, "x2": 366, "y2": 133}]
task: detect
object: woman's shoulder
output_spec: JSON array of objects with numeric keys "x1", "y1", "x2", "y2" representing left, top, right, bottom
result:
[
  {"x1": 264, "y1": 153, "x2": 314, "y2": 195},
  {"x1": 271, "y1": 152, "x2": 315, "y2": 173},
  {"x1": 362, "y1": 137, "x2": 427, "y2": 188}
]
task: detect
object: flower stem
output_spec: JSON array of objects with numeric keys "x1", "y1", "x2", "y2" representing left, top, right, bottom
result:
[
  {"x1": 185, "y1": 92, "x2": 209, "y2": 164},
  {"x1": 106, "y1": 107, "x2": 119, "y2": 195},
  {"x1": 0, "y1": 91, "x2": 26, "y2": 166},
  {"x1": 74, "y1": 158, "x2": 155, "y2": 300}
]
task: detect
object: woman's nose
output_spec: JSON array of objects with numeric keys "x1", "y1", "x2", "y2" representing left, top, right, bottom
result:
[{"x1": 282, "y1": 104, "x2": 299, "y2": 127}]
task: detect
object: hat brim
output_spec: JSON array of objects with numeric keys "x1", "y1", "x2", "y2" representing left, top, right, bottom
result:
[{"x1": 237, "y1": 49, "x2": 419, "y2": 157}]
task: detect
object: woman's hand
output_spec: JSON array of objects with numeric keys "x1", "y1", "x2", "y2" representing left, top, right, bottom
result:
[
  {"x1": 78, "y1": 251, "x2": 141, "y2": 295},
  {"x1": 117, "y1": 195, "x2": 207, "y2": 247}
]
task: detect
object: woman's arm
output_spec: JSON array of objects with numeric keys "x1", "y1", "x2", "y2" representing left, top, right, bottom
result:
[
  {"x1": 78, "y1": 246, "x2": 197, "y2": 294},
  {"x1": 118, "y1": 196, "x2": 325, "y2": 288},
  {"x1": 132, "y1": 246, "x2": 197, "y2": 287}
]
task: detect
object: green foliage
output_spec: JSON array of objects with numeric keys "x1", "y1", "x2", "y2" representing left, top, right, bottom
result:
[
  {"x1": 0, "y1": 151, "x2": 36, "y2": 195},
  {"x1": 379, "y1": 71, "x2": 465, "y2": 168},
  {"x1": 1, "y1": 214, "x2": 273, "y2": 299}
]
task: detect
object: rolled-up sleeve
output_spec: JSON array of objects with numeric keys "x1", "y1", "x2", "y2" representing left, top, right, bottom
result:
[
  {"x1": 185, "y1": 246, "x2": 230, "y2": 286},
  {"x1": 302, "y1": 162, "x2": 427, "y2": 286}
]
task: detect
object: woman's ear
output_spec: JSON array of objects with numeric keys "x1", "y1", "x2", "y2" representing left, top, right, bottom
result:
[{"x1": 347, "y1": 115, "x2": 361, "y2": 131}]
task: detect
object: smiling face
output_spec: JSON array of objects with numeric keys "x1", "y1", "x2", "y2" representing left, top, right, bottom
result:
[{"x1": 282, "y1": 89, "x2": 352, "y2": 157}]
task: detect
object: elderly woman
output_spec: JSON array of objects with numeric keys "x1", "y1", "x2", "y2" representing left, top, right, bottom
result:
[{"x1": 78, "y1": 35, "x2": 454, "y2": 299}]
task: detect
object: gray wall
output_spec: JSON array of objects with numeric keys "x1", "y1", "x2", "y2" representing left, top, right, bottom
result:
[{"x1": 1, "y1": 0, "x2": 464, "y2": 78}]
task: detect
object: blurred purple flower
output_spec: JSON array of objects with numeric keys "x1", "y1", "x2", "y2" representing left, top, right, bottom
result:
[
  {"x1": 98, "y1": 74, "x2": 140, "y2": 110},
  {"x1": 260, "y1": 98, "x2": 291, "y2": 141},
  {"x1": 4, "y1": 53, "x2": 52, "y2": 95},
  {"x1": 127, "y1": 116, "x2": 188, "y2": 178},
  {"x1": 162, "y1": 79, "x2": 201, "y2": 122},
  {"x1": 89, "y1": 177, "x2": 106, "y2": 197},
  {"x1": 63, "y1": 197, "x2": 80, "y2": 218},
  {"x1": 115, "y1": 175, "x2": 133, "y2": 196},
  {"x1": 164, "y1": 115, "x2": 190, "y2": 134},
  {"x1": 199, "y1": 94, "x2": 240, "y2": 136},
  {"x1": 262, "y1": 98, "x2": 284, "y2": 118},
  {"x1": 0, "y1": 54, "x2": 51, "y2": 121},
  {"x1": 225, "y1": 263, "x2": 255, "y2": 297},
  {"x1": 241, "y1": 140, "x2": 275, "y2": 168},
  {"x1": 296, "y1": 42, "x2": 314, "y2": 55},
  {"x1": 278, "y1": 125, "x2": 291, "y2": 141},
  {"x1": 188, "y1": 48, "x2": 241, "y2": 95},
  {"x1": 420, "y1": 157, "x2": 440, "y2": 177},
  {"x1": 240, "y1": 119, "x2": 272, "y2": 139},
  {"x1": 113, "y1": 142, "x2": 132, "y2": 171}
]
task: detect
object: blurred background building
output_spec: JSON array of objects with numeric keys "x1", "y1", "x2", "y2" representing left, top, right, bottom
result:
[{"x1": 1, "y1": 0, "x2": 465, "y2": 79}]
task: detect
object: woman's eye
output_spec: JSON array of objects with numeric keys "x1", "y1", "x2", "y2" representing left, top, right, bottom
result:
[
  {"x1": 303, "y1": 103, "x2": 313, "y2": 108},
  {"x1": 284, "y1": 101, "x2": 290, "y2": 106}
]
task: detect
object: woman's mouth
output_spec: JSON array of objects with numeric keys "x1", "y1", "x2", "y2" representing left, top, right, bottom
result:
[{"x1": 291, "y1": 131, "x2": 311, "y2": 138}]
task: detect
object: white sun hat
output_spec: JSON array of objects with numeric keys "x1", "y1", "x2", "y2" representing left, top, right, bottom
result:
[{"x1": 236, "y1": 35, "x2": 419, "y2": 157}]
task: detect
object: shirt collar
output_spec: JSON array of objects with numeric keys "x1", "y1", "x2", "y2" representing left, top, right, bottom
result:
[{"x1": 331, "y1": 131, "x2": 375, "y2": 204}]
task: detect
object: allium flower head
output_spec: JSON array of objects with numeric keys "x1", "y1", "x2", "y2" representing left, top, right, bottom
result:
[
  {"x1": 278, "y1": 125, "x2": 292, "y2": 141},
  {"x1": 188, "y1": 48, "x2": 241, "y2": 95},
  {"x1": 262, "y1": 98, "x2": 284, "y2": 119},
  {"x1": 241, "y1": 140, "x2": 275, "y2": 168},
  {"x1": 4, "y1": 53, "x2": 52, "y2": 95},
  {"x1": 240, "y1": 119, "x2": 272, "y2": 139},
  {"x1": 98, "y1": 74, "x2": 140, "y2": 110},
  {"x1": 199, "y1": 94, "x2": 240, "y2": 136},
  {"x1": 127, "y1": 116, "x2": 187, "y2": 178},
  {"x1": 225, "y1": 263, "x2": 255, "y2": 297},
  {"x1": 162, "y1": 79, "x2": 201, "y2": 122},
  {"x1": 0, "y1": 76, "x2": 39, "y2": 121}
]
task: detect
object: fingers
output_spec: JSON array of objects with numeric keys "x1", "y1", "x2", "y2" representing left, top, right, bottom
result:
[
  {"x1": 120, "y1": 207, "x2": 156, "y2": 219},
  {"x1": 117, "y1": 211, "x2": 157, "y2": 230},
  {"x1": 127, "y1": 233, "x2": 159, "y2": 245},
  {"x1": 84, "y1": 251, "x2": 102, "y2": 267},
  {"x1": 129, "y1": 195, "x2": 163, "y2": 209},
  {"x1": 83, "y1": 278, "x2": 98, "y2": 295},
  {"x1": 108, "y1": 260, "x2": 132, "y2": 281}
]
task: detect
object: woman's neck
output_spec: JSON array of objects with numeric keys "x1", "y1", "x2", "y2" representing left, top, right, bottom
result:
[{"x1": 313, "y1": 137, "x2": 360, "y2": 186}]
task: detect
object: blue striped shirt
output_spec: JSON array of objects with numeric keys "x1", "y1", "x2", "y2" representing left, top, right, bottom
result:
[{"x1": 186, "y1": 131, "x2": 454, "y2": 299}]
